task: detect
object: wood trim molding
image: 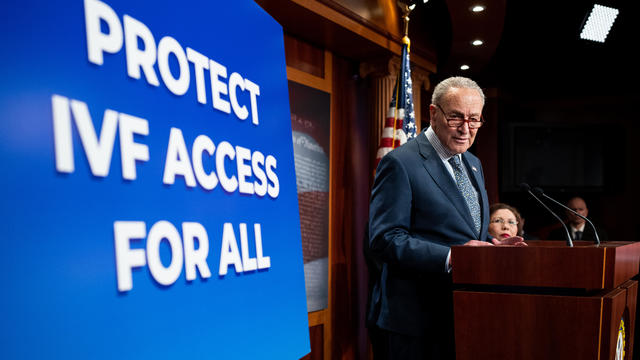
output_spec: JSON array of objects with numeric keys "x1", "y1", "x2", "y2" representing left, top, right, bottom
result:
[
  {"x1": 325, "y1": 49, "x2": 334, "y2": 360},
  {"x1": 359, "y1": 55, "x2": 430, "y2": 90},
  {"x1": 314, "y1": 0, "x2": 402, "y2": 40},
  {"x1": 359, "y1": 55, "x2": 400, "y2": 80},
  {"x1": 286, "y1": 0, "x2": 436, "y2": 73},
  {"x1": 308, "y1": 309, "x2": 327, "y2": 327},
  {"x1": 287, "y1": 50, "x2": 332, "y2": 93}
]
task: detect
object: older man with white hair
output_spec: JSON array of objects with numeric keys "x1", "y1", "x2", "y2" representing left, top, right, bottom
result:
[{"x1": 367, "y1": 76, "x2": 524, "y2": 359}]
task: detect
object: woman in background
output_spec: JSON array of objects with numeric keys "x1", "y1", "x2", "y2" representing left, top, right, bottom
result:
[{"x1": 488, "y1": 203, "x2": 521, "y2": 240}]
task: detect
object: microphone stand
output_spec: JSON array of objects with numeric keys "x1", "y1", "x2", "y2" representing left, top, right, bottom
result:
[
  {"x1": 520, "y1": 183, "x2": 573, "y2": 247},
  {"x1": 533, "y1": 187, "x2": 600, "y2": 245}
]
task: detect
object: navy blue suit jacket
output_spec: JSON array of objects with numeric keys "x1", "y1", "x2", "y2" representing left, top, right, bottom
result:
[{"x1": 368, "y1": 132, "x2": 490, "y2": 337}]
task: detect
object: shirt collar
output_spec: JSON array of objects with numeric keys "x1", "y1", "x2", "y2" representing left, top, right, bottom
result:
[
  {"x1": 570, "y1": 223, "x2": 586, "y2": 232},
  {"x1": 425, "y1": 126, "x2": 458, "y2": 161}
]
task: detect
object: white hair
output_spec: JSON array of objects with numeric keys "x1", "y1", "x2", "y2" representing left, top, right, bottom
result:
[{"x1": 431, "y1": 76, "x2": 485, "y2": 105}]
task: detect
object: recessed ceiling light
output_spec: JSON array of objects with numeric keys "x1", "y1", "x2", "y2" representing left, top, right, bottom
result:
[
  {"x1": 471, "y1": 5, "x2": 485, "y2": 13},
  {"x1": 472, "y1": 40, "x2": 484, "y2": 46},
  {"x1": 580, "y1": 4, "x2": 619, "y2": 43},
  {"x1": 460, "y1": 65, "x2": 470, "y2": 70}
]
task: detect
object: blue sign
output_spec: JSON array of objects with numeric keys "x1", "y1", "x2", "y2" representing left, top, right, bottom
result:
[{"x1": 0, "y1": 0, "x2": 310, "y2": 358}]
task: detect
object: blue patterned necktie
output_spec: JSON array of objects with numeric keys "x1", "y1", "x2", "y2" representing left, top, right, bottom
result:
[{"x1": 449, "y1": 156, "x2": 481, "y2": 236}]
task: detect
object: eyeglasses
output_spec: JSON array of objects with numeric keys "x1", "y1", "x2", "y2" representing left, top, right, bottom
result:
[
  {"x1": 490, "y1": 218, "x2": 519, "y2": 226},
  {"x1": 436, "y1": 104, "x2": 485, "y2": 129}
]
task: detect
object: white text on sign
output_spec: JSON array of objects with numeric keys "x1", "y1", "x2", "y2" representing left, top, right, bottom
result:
[
  {"x1": 51, "y1": 95, "x2": 280, "y2": 197},
  {"x1": 114, "y1": 221, "x2": 271, "y2": 292},
  {"x1": 84, "y1": 0, "x2": 261, "y2": 125}
]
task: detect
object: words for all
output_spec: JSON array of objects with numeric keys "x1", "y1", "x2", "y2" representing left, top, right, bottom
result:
[{"x1": 115, "y1": 221, "x2": 271, "y2": 292}]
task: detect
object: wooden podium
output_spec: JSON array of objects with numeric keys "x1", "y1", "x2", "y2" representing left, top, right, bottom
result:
[{"x1": 451, "y1": 241, "x2": 640, "y2": 360}]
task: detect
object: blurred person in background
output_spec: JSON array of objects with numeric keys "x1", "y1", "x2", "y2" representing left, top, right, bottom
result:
[{"x1": 547, "y1": 196, "x2": 607, "y2": 241}]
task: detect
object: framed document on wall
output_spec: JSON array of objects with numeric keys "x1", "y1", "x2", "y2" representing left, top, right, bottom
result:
[{"x1": 288, "y1": 80, "x2": 331, "y2": 312}]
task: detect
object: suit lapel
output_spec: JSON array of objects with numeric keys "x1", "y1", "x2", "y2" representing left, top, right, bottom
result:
[
  {"x1": 416, "y1": 134, "x2": 478, "y2": 236},
  {"x1": 582, "y1": 225, "x2": 595, "y2": 242}
]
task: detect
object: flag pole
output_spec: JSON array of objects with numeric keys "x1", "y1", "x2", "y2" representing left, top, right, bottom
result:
[
  {"x1": 374, "y1": 2, "x2": 418, "y2": 172},
  {"x1": 391, "y1": 2, "x2": 413, "y2": 148},
  {"x1": 398, "y1": 2, "x2": 413, "y2": 49}
]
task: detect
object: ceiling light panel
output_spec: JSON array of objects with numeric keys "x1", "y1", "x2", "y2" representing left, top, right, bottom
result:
[{"x1": 580, "y1": 4, "x2": 619, "y2": 43}]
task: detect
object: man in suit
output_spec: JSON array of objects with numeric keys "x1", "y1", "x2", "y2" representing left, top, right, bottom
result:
[
  {"x1": 367, "y1": 76, "x2": 525, "y2": 360},
  {"x1": 547, "y1": 196, "x2": 607, "y2": 242}
]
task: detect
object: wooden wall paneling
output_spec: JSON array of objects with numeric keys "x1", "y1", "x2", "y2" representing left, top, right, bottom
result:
[
  {"x1": 288, "y1": 42, "x2": 372, "y2": 360},
  {"x1": 256, "y1": 0, "x2": 436, "y2": 73},
  {"x1": 330, "y1": 53, "x2": 355, "y2": 359},
  {"x1": 328, "y1": 52, "x2": 373, "y2": 360},
  {"x1": 328, "y1": 52, "x2": 345, "y2": 359},
  {"x1": 324, "y1": 49, "x2": 334, "y2": 360},
  {"x1": 285, "y1": 34, "x2": 325, "y2": 78},
  {"x1": 282, "y1": 0, "x2": 405, "y2": 62},
  {"x1": 300, "y1": 323, "x2": 325, "y2": 360},
  {"x1": 360, "y1": 56, "x2": 397, "y2": 183},
  {"x1": 324, "y1": 0, "x2": 403, "y2": 40},
  {"x1": 286, "y1": 48, "x2": 332, "y2": 93},
  {"x1": 286, "y1": 35, "x2": 333, "y2": 359}
]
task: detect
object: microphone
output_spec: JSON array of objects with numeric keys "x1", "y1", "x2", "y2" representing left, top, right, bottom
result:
[
  {"x1": 519, "y1": 183, "x2": 573, "y2": 247},
  {"x1": 532, "y1": 187, "x2": 600, "y2": 245}
]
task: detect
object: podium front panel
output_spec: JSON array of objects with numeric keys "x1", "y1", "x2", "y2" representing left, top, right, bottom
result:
[{"x1": 454, "y1": 280, "x2": 637, "y2": 360}]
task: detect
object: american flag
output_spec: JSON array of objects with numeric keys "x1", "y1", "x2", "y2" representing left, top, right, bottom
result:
[{"x1": 375, "y1": 41, "x2": 416, "y2": 168}]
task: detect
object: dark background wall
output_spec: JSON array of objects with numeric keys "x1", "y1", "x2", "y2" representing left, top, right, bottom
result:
[{"x1": 478, "y1": 0, "x2": 640, "y2": 242}]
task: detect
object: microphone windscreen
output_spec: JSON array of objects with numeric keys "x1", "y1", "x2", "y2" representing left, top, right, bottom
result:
[{"x1": 519, "y1": 183, "x2": 531, "y2": 192}]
